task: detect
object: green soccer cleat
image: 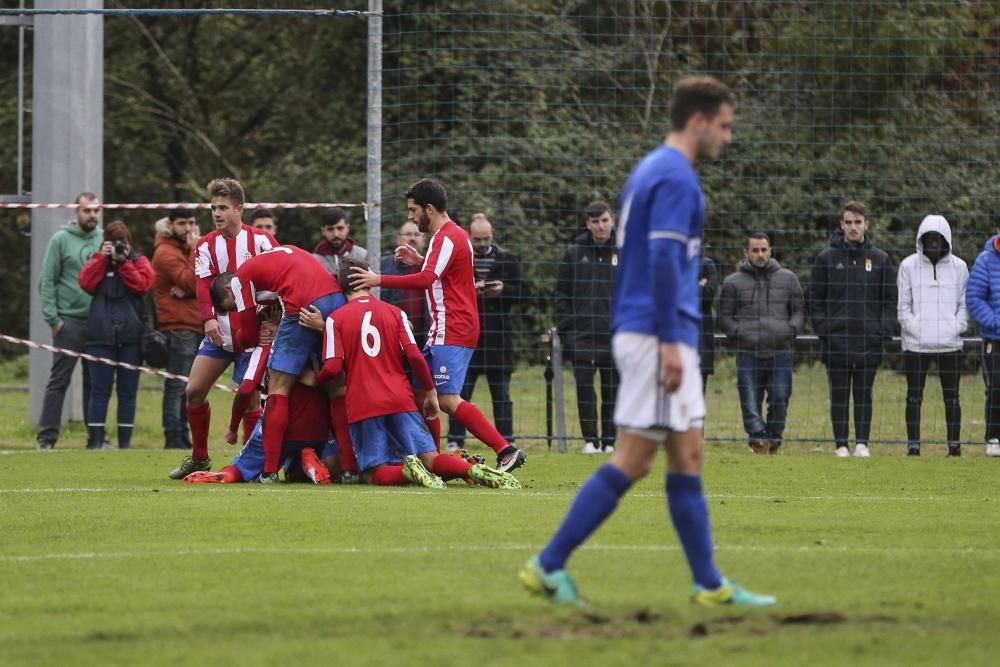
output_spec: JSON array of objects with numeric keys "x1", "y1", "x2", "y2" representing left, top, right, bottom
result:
[
  {"x1": 691, "y1": 578, "x2": 776, "y2": 607},
  {"x1": 468, "y1": 463, "x2": 522, "y2": 489},
  {"x1": 402, "y1": 455, "x2": 446, "y2": 489},
  {"x1": 519, "y1": 556, "x2": 586, "y2": 607},
  {"x1": 168, "y1": 455, "x2": 212, "y2": 480}
]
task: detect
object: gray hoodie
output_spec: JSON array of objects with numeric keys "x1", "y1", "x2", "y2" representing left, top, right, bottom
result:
[{"x1": 719, "y1": 257, "x2": 805, "y2": 357}]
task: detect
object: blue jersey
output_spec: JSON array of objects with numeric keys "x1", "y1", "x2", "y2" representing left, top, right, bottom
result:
[{"x1": 613, "y1": 145, "x2": 705, "y2": 347}]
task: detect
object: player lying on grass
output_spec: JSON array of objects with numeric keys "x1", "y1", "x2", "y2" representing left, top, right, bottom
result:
[{"x1": 311, "y1": 258, "x2": 521, "y2": 490}]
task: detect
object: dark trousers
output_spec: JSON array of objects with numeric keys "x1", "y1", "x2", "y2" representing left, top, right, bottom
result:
[
  {"x1": 826, "y1": 360, "x2": 879, "y2": 448},
  {"x1": 736, "y1": 352, "x2": 793, "y2": 444},
  {"x1": 162, "y1": 329, "x2": 200, "y2": 446},
  {"x1": 37, "y1": 317, "x2": 91, "y2": 446},
  {"x1": 903, "y1": 350, "x2": 961, "y2": 446},
  {"x1": 85, "y1": 343, "x2": 142, "y2": 448},
  {"x1": 447, "y1": 367, "x2": 514, "y2": 444},
  {"x1": 572, "y1": 356, "x2": 619, "y2": 448},
  {"x1": 982, "y1": 341, "x2": 1000, "y2": 440}
]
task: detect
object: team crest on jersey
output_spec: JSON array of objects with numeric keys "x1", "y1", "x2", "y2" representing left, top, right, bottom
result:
[
  {"x1": 195, "y1": 256, "x2": 203, "y2": 272},
  {"x1": 244, "y1": 251, "x2": 252, "y2": 262},
  {"x1": 865, "y1": 258, "x2": 872, "y2": 272}
]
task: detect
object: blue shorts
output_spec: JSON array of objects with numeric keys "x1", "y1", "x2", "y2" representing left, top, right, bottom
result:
[
  {"x1": 231, "y1": 420, "x2": 327, "y2": 481},
  {"x1": 418, "y1": 345, "x2": 474, "y2": 395},
  {"x1": 196, "y1": 339, "x2": 253, "y2": 384},
  {"x1": 349, "y1": 411, "x2": 435, "y2": 472},
  {"x1": 268, "y1": 293, "x2": 346, "y2": 376}
]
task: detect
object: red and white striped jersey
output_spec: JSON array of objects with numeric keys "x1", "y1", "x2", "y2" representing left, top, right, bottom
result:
[
  {"x1": 194, "y1": 224, "x2": 276, "y2": 351},
  {"x1": 422, "y1": 221, "x2": 480, "y2": 347}
]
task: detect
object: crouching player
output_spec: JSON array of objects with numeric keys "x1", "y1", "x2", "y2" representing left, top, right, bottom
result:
[
  {"x1": 317, "y1": 258, "x2": 520, "y2": 490},
  {"x1": 185, "y1": 364, "x2": 335, "y2": 484}
]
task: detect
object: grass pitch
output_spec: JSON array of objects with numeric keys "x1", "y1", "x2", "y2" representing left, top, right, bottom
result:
[{"x1": 2, "y1": 445, "x2": 999, "y2": 666}]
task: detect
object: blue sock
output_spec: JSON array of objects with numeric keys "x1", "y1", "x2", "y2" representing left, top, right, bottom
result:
[
  {"x1": 538, "y1": 463, "x2": 632, "y2": 572},
  {"x1": 666, "y1": 472, "x2": 723, "y2": 589}
]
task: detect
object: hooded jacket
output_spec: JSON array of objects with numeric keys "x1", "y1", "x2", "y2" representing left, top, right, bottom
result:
[
  {"x1": 554, "y1": 229, "x2": 617, "y2": 360},
  {"x1": 965, "y1": 235, "x2": 1000, "y2": 341},
  {"x1": 152, "y1": 234, "x2": 202, "y2": 333},
  {"x1": 897, "y1": 215, "x2": 969, "y2": 352},
  {"x1": 78, "y1": 251, "x2": 156, "y2": 346},
  {"x1": 718, "y1": 257, "x2": 805, "y2": 358},
  {"x1": 809, "y1": 231, "x2": 897, "y2": 363},
  {"x1": 39, "y1": 221, "x2": 104, "y2": 326},
  {"x1": 313, "y1": 239, "x2": 368, "y2": 278}
]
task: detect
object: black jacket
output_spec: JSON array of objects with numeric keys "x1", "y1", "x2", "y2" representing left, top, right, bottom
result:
[
  {"x1": 719, "y1": 257, "x2": 805, "y2": 357},
  {"x1": 809, "y1": 232, "x2": 897, "y2": 363},
  {"x1": 555, "y1": 230, "x2": 617, "y2": 362},
  {"x1": 699, "y1": 256, "x2": 719, "y2": 374},
  {"x1": 470, "y1": 244, "x2": 529, "y2": 371},
  {"x1": 85, "y1": 253, "x2": 149, "y2": 347}
]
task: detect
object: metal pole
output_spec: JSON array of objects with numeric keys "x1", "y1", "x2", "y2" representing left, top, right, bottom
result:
[
  {"x1": 17, "y1": 0, "x2": 25, "y2": 196},
  {"x1": 366, "y1": 0, "x2": 382, "y2": 294},
  {"x1": 551, "y1": 330, "x2": 567, "y2": 452},
  {"x1": 29, "y1": 0, "x2": 104, "y2": 426}
]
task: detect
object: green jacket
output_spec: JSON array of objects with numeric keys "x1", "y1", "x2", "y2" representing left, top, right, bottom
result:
[{"x1": 39, "y1": 221, "x2": 104, "y2": 326}]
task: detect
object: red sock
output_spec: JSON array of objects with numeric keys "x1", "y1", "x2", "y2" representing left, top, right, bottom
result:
[
  {"x1": 218, "y1": 465, "x2": 243, "y2": 483},
  {"x1": 242, "y1": 407, "x2": 262, "y2": 445},
  {"x1": 187, "y1": 402, "x2": 211, "y2": 460},
  {"x1": 330, "y1": 395, "x2": 358, "y2": 474},
  {"x1": 431, "y1": 454, "x2": 472, "y2": 480},
  {"x1": 228, "y1": 384, "x2": 254, "y2": 434},
  {"x1": 425, "y1": 415, "x2": 441, "y2": 452},
  {"x1": 453, "y1": 401, "x2": 508, "y2": 454},
  {"x1": 262, "y1": 394, "x2": 288, "y2": 474},
  {"x1": 370, "y1": 464, "x2": 407, "y2": 486}
]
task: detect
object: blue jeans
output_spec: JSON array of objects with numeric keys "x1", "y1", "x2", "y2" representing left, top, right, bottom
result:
[
  {"x1": 162, "y1": 329, "x2": 200, "y2": 447},
  {"x1": 736, "y1": 352, "x2": 792, "y2": 445},
  {"x1": 85, "y1": 343, "x2": 142, "y2": 448}
]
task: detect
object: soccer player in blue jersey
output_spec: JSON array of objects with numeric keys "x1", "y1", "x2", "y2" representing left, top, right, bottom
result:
[{"x1": 520, "y1": 76, "x2": 775, "y2": 607}]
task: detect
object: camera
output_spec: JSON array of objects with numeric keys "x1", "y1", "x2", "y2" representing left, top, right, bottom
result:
[{"x1": 113, "y1": 240, "x2": 126, "y2": 255}]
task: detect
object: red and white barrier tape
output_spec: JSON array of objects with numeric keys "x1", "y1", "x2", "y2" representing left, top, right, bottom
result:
[
  {"x1": 0, "y1": 333, "x2": 236, "y2": 393},
  {"x1": 0, "y1": 202, "x2": 366, "y2": 210}
]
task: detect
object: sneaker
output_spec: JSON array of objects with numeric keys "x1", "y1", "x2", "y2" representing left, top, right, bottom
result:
[
  {"x1": 691, "y1": 578, "x2": 776, "y2": 607},
  {"x1": 767, "y1": 441, "x2": 782, "y2": 455},
  {"x1": 581, "y1": 441, "x2": 601, "y2": 454},
  {"x1": 300, "y1": 448, "x2": 331, "y2": 485},
  {"x1": 254, "y1": 472, "x2": 280, "y2": 484},
  {"x1": 168, "y1": 455, "x2": 212, "y2": 480},
  {"x1": 987, "y1": 439, "x2": 1000, "y2": 457},
  {"x1": 835, "y1": 446, "x2": 850, "y2": 458},
  {"x1": 750, "y1": 440, "x2": 769, "y2": 455},
  {"x1": 340, "y1": 470, "x2": 359, "y2": 484},
  {"x1": 602, "y1": 445, "x2": 615, "y2": 454},
  {"x1": 183, "y1": 471, "x2": 225, "y2": 484},
  {"x1": 36, "y1": 442, "x2": 54, "y2": 450},
  {"x1": 948, "y1": 444, "x2": 962, "y2": 457},
  {"x1": 907, "y1": 445, "x2": 920, "y2": 457},
  {"x1": 468, "y1": 463, "x2": 522, "y2": 489},
  {"x1": 451, "y1": 448, "x2": 486, "y2": 465},
  {"x1": 854, "y1": 443, "x2": 871, "y2": 458},
  {"x1": 496, "y1": 445, "x2": 526, "y2": 473},
  {"x1": 519, "y1": 556, "x2": 586, "y2": 607},
  {"x1": 445, "y1": 440, "x2": 462, "y2": 453},
  {"x1": 401, "y1": 455, "x2": 446, "y2": 489}
]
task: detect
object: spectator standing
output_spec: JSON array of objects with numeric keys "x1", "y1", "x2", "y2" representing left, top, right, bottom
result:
[
  {"x1": 719, "y1": 232, "x2": 804, "y2": 454},
  {"x1": 964, "y1": 220, "x2": 1000, "y2": 457},
  {"x1": 898, "y1": 215, "x2": 968, "y2": 457},
  {"x1": 380, "y1": 221, "x2": 428, "y2": 348},
  {"x1": 555, "y1": 201, "x2": 619, "y2": 454},
  {"x1": 152, "y1": 208, "x2": 202, "y2": 450},
  {"x1": 314, "y1": 207, "x2": 367, "y2": 277},
  {"x1": 446, "y1": 214, "x2": 529, "y2": 451},
  {"x1": 78, "y1": 221, "x2": 155, "y2": 449},
  {"x1": 36, "y1": 192, "x2": 104, "y2": 449},
  {"x1": 699, "y1": 255, "x2": 719, "y2": 393},
  {"x1": 810, "y1": 201, "x2": 897, "y2": 458},
  {"x1": 250, "y1": 208, "x2": 278, "y2": 238}
]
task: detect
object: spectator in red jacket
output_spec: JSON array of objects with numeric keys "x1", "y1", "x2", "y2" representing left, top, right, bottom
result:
[
  {"x1": 79, "y1": 220, "x2": 155, "y2": 450},
  {"x1": 152, "y1": 209, "x2": 202, "y2": 449}
]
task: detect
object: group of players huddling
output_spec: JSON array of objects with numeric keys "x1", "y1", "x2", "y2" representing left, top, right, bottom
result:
[{"x1": 170, "y1": 177, "x2": 524, "y2": 491}]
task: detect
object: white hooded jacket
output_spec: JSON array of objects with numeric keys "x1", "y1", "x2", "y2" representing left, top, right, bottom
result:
[{"x1": 897, "y1": 215, "x2": 969, "y2": 352}]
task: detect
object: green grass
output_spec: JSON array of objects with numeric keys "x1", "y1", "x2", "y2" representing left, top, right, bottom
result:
[{"x1": 1, "y1": 447, "x2": 999, "y2": 666}]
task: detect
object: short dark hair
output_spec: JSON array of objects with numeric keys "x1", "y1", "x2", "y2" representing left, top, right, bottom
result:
[
  {"x1": 321, "y1": 207, "x2": 347, "y2": 227},
  {"x1": 75, "y1": 191, "x2": 98, "y2": 205},
  {"x1": 339, "y1": 257, "x2": 370, "y2": 294},
  {"x1": 168, "y1": 207, "x2": 195, "y2": 222},
  {"x1": 585, "y1": 200, "x2": 612, "y2": 219},
  {"x1": 405, "y1": 178, "x2": 448, "y2": 212},
  {"x1": 842, "y1": 200, "x2": 867, "y2": 219},
  {"x1": 210, "y1": 272, "x2": 235, "y2": 311},
  {"x1": 744, "y1": 231, "x2": 771, "y2": 248},
  {"x1": 251, "y1": 208, "x2": 276, "y2": 223},
  {"x1": 103, "y1": 220, "x2": 133, "y2": 248},
  {"x1": 670, "y1": 76, "x2": 735, "y2": 132}
]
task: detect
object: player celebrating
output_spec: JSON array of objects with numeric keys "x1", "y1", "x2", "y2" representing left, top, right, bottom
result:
[
  {"x1": 209, "y1": 245, "x2": 348, "y2": 483},
  {"x1": 349, "y1": 179, "x2": 526, "y2": 474},
  {"x1": 321, "y1": 258, "x2": 520, "y2": 489},
  {"x1": 169, "y1": 178, "x2": 276, "y2": 480},
  {"x1": 520, "y1": 77, "x2": 775, "y2": 607}
]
